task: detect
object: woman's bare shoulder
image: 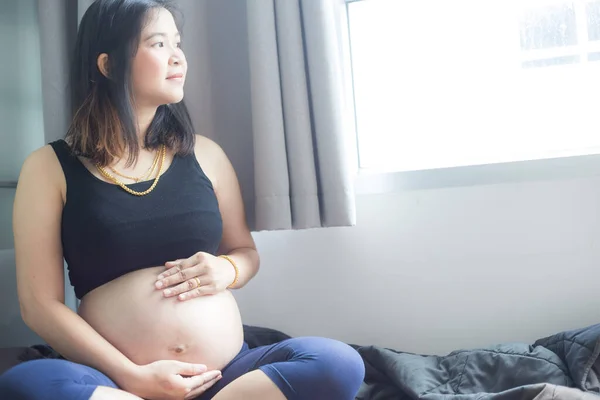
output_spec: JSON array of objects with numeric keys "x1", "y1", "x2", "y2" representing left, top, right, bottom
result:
[
  {"x1": 193, "y1": 134, "x2": 229, "y2": 184},
  {"x1": 193, "y1": 134, "x2": 225, "y2": 158},
  {"x1": 18, "y1": 144, "x2": 66, "y2": 203}
]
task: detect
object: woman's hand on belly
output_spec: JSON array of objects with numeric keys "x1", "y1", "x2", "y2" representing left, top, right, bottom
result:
[
  {"x1": 79, "y1": 266, "x2": 245, "y2": 371},
  {"x1": 123, "y1": 359, "x2": 222, "y2": 400},
  {"x1": 155, "y1": 252, "x2": 236, "y2": 301}
]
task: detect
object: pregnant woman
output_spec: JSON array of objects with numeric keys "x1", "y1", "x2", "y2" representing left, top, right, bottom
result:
[{"x1": 0, "y1": 0, "x2": 365, "y2": 399}]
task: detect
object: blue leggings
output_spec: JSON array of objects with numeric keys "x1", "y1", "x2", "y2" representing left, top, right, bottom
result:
[{"x1": 0, "y1": 337, "x2": 365, "y2": 400}]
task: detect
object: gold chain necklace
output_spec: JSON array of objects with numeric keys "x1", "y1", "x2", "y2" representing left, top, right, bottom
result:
[
  {"x1": 95, "y1": 144, "x2": 166, "y2": 196},
  {"x1": 108, "y1": 147, "x2": 161, "y2": 183}
]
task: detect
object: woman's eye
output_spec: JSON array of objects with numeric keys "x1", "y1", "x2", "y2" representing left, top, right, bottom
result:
[
  {"x1": 176, "y1": 42, "x2": 181, "y2": 48},
  {"x1": 153, "y1": 42, "x2": 164, "y2": 48}
]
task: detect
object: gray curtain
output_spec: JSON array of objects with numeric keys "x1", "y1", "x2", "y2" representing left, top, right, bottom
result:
[
  {"x1": 244, "y1": 0, "x2": 356, "y2": 231},
  {"x1": 36, "y1": 0, "x2": 94, "y2": 144},
  {"x1": 35, "y1": 0, "x2": 357, "y2": 232}
]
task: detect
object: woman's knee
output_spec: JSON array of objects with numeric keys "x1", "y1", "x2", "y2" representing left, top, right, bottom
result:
[
  {"x1": 290, "y1": 337, "x2": 366, "y2": 397},
  {"x1": 0, "y1": 359, "x2": 116, "y2": 399},
  {"x1": 314, "y1": 337, "x2": 364, "y2": 380}
]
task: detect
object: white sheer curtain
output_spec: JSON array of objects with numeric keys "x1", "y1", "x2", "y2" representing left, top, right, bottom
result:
[
  {"x1": 0, "y1": 0, "x2": 52, "y2": 346},
  {"x1": 0, "y1": 0, "x2": 45, "y2": 250},
  {"x1": 0, "y1": 0, "x2": 78, "y2": 319}
]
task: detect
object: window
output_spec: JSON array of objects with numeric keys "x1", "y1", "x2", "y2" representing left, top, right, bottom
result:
[{"x1": 346, "y1": 0, "x2": 600, "y2": 173}]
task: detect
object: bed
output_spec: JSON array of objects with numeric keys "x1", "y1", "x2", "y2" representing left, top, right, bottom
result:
[{"x1": 1, "y1": 249, "x2": 598, "y2": 399}]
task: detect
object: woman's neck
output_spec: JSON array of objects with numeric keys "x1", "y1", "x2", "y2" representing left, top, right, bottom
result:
[{"x1": 136, "y1": 106, "x2": 158, "y2": 144}]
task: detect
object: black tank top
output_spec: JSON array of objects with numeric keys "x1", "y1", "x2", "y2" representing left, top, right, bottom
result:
[{"x1": 49, "y1": 139, "x2": 223, "y2": 299}]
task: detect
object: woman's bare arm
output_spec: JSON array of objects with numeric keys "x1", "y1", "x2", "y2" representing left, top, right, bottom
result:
[
  {"x1": 194, "y1": 135, "x2": 260, "y2": 289},
  {"x1": 13, "y1": 146, "x2": 138, "y2": 387}
]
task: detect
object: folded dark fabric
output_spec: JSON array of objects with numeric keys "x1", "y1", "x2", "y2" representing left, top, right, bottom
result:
[
  {"x1": 242, "y1": 324, "x2": 292, "y2": 348},
  {"x1": 355, "y1": 323, "x2": 600, "y2": 400}
]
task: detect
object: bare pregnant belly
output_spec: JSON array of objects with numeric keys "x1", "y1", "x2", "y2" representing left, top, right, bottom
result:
[{"x1": 77, "y1": 266, "x2": 244, "y2": 370}]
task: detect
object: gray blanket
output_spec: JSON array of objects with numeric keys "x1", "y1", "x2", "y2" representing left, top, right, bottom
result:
[{"x1": 355, "y1": 323, "x2": 600, "y2": 400}]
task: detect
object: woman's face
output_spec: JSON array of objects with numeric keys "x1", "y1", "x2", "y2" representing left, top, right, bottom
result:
[{"x1": 131, "y1": 8, "x2": 187, "y2": 107}]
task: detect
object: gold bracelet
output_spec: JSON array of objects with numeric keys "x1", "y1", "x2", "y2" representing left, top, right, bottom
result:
[{"x1": 219, "y1": 255, "x2": 239, "y2": 289}]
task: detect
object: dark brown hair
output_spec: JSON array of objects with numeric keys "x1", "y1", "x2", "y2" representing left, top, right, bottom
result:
[{"x1": 65, "y1": 0, "x2": 195, "y2": 167}]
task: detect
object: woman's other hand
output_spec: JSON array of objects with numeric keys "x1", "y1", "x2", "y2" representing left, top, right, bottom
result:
[
  {"x1": 155, "y1": 252, "x2": 236, "y2": 301},
  {"x1": 123, "y1": 360, "x2": 221, "y2": 400}
]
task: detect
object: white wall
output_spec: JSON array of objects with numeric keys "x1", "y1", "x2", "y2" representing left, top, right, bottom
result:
[{"x1": 233, "y1": 175, "x2": 600, "y2": 355}]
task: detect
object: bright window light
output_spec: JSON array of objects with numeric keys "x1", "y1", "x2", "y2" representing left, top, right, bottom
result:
[{"x1": 347, "y1": 0, "x2": 600, "y2": 172}]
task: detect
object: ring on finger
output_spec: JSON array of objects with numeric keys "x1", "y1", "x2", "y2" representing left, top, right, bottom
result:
[{"x1": 194, "y1": 277, "x2": 201, "y2": 288}]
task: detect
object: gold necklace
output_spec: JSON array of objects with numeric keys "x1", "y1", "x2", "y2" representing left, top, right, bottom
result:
[
  {"x1": 108, "y1": 147, "x2": 161, "y2": 183},
  {"x1": 96, "y1": 145, "x2": 166, "y2": 196}
]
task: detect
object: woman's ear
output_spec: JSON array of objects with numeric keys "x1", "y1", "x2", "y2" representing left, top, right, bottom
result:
[{"x1": 97, "y1": 53, "x2": 109, "y2": 78}]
